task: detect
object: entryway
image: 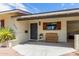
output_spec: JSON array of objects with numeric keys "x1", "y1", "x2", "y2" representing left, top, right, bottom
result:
[
  {"x1": 30, "y1": 23, "x2": 38, "y2": 41},
  {"x1": 67, "y1": 20, "x2": 79, "y2": 48}
]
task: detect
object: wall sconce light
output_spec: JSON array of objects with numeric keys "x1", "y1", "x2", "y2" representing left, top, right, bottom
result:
[{"x1": 39, "y1": 21, "x2": 41, "y2": 26}]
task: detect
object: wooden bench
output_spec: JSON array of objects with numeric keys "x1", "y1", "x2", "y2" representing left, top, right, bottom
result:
[{"x1": 45, "y1": 33, "x2": 58, "y2": 43}]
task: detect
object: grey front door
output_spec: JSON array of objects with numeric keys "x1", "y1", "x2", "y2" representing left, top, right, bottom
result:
[{"x1": 30, "y1": 23, "x2": 38, "y2": 40}]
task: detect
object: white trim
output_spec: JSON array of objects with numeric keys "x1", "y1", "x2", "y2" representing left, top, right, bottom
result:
[{"x1": 0, "y1": 9, "x2": 27, "y2": 15}]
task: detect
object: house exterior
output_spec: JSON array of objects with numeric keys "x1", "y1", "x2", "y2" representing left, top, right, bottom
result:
[
  {"x1": 1, "y1": 8, "x2": 79, "y2": 49},
  {"x1": 0, "y1": 9, "x2": 30, "y2": 45}
]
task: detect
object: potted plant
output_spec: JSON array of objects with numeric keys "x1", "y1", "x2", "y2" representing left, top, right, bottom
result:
[{"x1": 0, "y1": 28, "x2": 15, "y2": 47}]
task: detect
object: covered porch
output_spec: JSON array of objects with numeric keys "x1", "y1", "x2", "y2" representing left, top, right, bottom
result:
[{"x1": 14, "y1": 10, "x2": 79, "y2": 49}]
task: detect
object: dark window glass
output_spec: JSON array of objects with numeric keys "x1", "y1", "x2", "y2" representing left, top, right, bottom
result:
[
  {"x1": 1, "y1": 20, "x2": 4, "y2": 28},
  {"x1": 43, "y1": 22, "x2": 61, "y2": 30}
]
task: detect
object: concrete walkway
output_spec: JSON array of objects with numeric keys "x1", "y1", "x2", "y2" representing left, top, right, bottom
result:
[
  {"x1": 13, "y1": 42, "x2": 76, "y2": 56},
  {"x1": 0, "y1": 48, "x2": 21, "y2": 56}
]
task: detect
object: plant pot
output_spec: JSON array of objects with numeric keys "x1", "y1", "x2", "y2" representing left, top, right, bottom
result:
[
  {"x1": 0, "y1": 41, "x2": 8, "y2": 47},
  {"x1": 8, "y1": 41, "x2": 12, "y2": 47},
  {"x1": 0, "y1": 41, "x2": 12, "y2": 48}
]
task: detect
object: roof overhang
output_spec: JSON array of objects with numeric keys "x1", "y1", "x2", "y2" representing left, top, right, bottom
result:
[
  {"x1": 0, "y1": 9, "x2": 30, "y2": 15},
  {"x1": 17, "y1": 8, "x2": 79, "y2": 21}
]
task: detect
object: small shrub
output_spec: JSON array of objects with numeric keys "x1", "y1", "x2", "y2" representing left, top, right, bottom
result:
[{"x1": 0, "y1": 28, "x2": 15, "y2": 43}]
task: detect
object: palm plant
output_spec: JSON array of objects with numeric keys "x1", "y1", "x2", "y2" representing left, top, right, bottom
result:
[{"x1": 0, "y1": 28, "x2": 15, "y2": 46}]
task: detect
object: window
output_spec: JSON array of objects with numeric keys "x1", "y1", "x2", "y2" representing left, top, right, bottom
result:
[
  {"x1": 1, "y1": 20, "x2": 4, "y2": 28},
  {"x1": 43, "y1": 22, "x2": 61, "y2": 30}
]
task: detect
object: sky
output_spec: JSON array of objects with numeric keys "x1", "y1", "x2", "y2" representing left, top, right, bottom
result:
[{"x1": 0, "y1": 3, "x2": 79, "y2": 13}]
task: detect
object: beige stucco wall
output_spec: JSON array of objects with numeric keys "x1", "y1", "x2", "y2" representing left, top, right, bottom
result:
[
  {"x1": 12, "y1": 17, "x2": 68, "y2": 43},
  {"x1": 0, "y1": 13, "x2": 18, "y2": 45},
  {"x1": 8, "y1": 17, "x2": 29, "y2": 44},
  {"x1": 0, "y1": 13, "x2": 29, "y2": 45},
  {"x1": 14, "y1": 20, "x2": 29, "y2": 43},
  {"x1": 0, "y1": 14, "x2": 10, "y2": 28},
  {"x1": 26, "y1": 18, "x2": 67, "y2": 42},
  {"x1": 1, "y1": 12, "x2": 79, "y2": 44},
  {"x1": 6, "y1": 15, "x2": 79, "y2": 45},
  {"x1": 2, "y1": 13, "x2": 79, "y2": 44},
  {"x1": 1, "y1": 12, "x2": 79, "y2": 48},
  {"x1": 16, "y1": 16, "x2": 79, "y2": 43}
]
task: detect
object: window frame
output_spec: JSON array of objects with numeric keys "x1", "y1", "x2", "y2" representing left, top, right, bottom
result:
[{"x1": 43, "y1": 22, "x2": 61, "y2": 30}]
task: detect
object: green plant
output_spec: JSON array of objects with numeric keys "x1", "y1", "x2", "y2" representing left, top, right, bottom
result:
[{"x1": 0, "y1": 28, "x2": 15, "y2": 43}]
